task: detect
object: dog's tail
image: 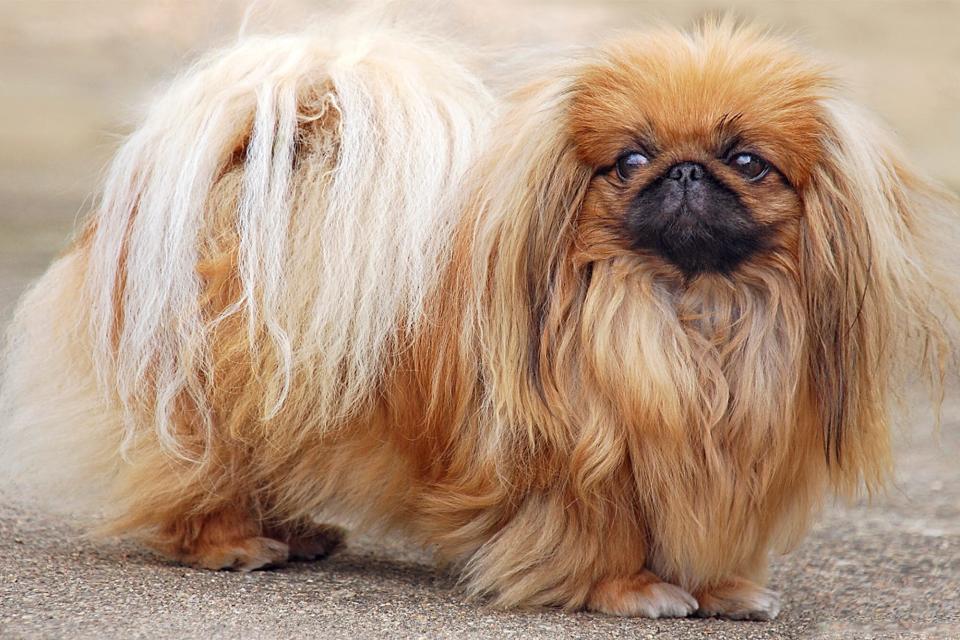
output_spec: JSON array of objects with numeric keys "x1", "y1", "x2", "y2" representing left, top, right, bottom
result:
[{"x1": 0, "y1": 26, "x2": 492, "y2": 510}]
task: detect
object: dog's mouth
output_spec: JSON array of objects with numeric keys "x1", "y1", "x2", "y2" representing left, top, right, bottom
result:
[{"x1": 624, "y1": 163, "x2": 768, "y2": 275}]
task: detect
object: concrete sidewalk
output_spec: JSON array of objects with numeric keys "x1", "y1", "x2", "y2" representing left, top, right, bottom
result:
[{"x1": 2, "y1": 403, "x2": 957, "y2": 639}]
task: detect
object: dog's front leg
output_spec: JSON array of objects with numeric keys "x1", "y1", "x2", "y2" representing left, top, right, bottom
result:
[
  {"x1": 586, "y1": 570, "x2": 699, "y2": 618},
  {"x1": 449, "y1": 489, "x2": 696, "y2": 618},
  {"x1": 692, "y1": 576, "x2": 782, "y2": 621}
]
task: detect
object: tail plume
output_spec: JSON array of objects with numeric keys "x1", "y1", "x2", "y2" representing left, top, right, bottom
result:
[{"x1": 1, "y1": 26, "x2": 493, "y2": 505}]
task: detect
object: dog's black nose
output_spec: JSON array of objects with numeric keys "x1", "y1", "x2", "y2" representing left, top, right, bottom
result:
[{"x1": 666, "y1": 162, "x2": 704, "y2": 183}]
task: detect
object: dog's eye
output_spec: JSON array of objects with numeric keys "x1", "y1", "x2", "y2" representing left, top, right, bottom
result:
[
  {"x1": 615, "y1": 152, "x2": 649, "y2": 180},
  {"x1": 728, "y1": 152, "x2": 769, "y2": 181}
]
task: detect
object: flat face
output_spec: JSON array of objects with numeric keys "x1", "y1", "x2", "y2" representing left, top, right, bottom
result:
[{"x1": 568, "y1": 26, "x2": 832, "y2": 276}]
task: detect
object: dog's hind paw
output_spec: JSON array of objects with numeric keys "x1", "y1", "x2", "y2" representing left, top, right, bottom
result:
[
  {"x1": 186, "y1": 536, "x2": 291, "y2": 572},
  {"x1": 285, "y1": 523, "x2": 346, "y2": 561}
]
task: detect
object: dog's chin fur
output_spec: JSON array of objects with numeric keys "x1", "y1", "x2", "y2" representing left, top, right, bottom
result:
[{"x1": 1, "y1": 19, "x2": 958, "y2": 620}]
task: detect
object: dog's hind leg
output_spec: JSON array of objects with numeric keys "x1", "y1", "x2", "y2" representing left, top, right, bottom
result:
[
  {"x1": 138, "y1": 497, "x2": 346, "y2": 571},
  {"x1": 152, "y1": 506, "x2": 290, "y2": 571},
  {"x1": 269, "y1": 519, "x2": 346, "y2": 562}
]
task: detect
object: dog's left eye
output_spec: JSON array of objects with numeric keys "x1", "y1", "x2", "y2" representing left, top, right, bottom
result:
[{"x1": 728, "y1": 152, "x2": 769, "y2": 181}]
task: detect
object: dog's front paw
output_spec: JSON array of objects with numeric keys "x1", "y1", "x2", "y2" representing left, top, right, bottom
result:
[
  {"x1": 587, "y1": 571, "x2": 698, "y2": 618},
  {"x1": 695, "y1": 578, "x2": 781, "y2": 621}
]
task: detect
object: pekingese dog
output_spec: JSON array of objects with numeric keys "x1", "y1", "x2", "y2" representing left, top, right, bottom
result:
[{"x1": 2, "y1": 20, "x2": 957, "y2": 621}]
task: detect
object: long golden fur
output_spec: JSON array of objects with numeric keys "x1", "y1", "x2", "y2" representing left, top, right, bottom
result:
[{"x1": 2, "y1": 20, "x2": 957, "y2": 620}]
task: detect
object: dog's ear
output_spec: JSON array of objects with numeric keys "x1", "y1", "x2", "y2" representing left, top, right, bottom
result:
[
  {"x1": 466, "y1": 77, "x2": 593, "y2": 444},
  {"x1": 800, "y1": 98, "x2": 959, "y2": 493}
]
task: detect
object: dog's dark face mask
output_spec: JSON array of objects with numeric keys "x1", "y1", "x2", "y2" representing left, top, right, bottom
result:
[
  {"x1": 572, "y1": 135, "x2": 803, "y2": 280},
  {"x1": 624, "y1": 159, "x2": 770, "y2": 275},
  {"x1": 565, "y1": 44, "x2": 822, "y2": 280}
]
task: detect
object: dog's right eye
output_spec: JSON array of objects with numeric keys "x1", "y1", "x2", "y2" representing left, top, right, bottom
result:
[{"x1": 615, "y1": 152, "x2": 649, "y2": 180}]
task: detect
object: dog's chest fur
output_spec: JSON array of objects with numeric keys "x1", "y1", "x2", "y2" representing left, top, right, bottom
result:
[{"x1": 571, "y1": 263, "x2": 817, "y2": 581}]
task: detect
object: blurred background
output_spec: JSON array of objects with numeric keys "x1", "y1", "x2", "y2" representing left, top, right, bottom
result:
[{"x1": 1, "y1": 0, "x2": 958, "y2": 324}]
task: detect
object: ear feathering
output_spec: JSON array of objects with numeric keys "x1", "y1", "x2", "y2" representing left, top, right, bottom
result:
[
  {"x1": 466, "y1": 73, "x2": 593, "y2": 458},
  {"x1": 801, "y1": 97, "x2": 960, "y2": 494}
]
